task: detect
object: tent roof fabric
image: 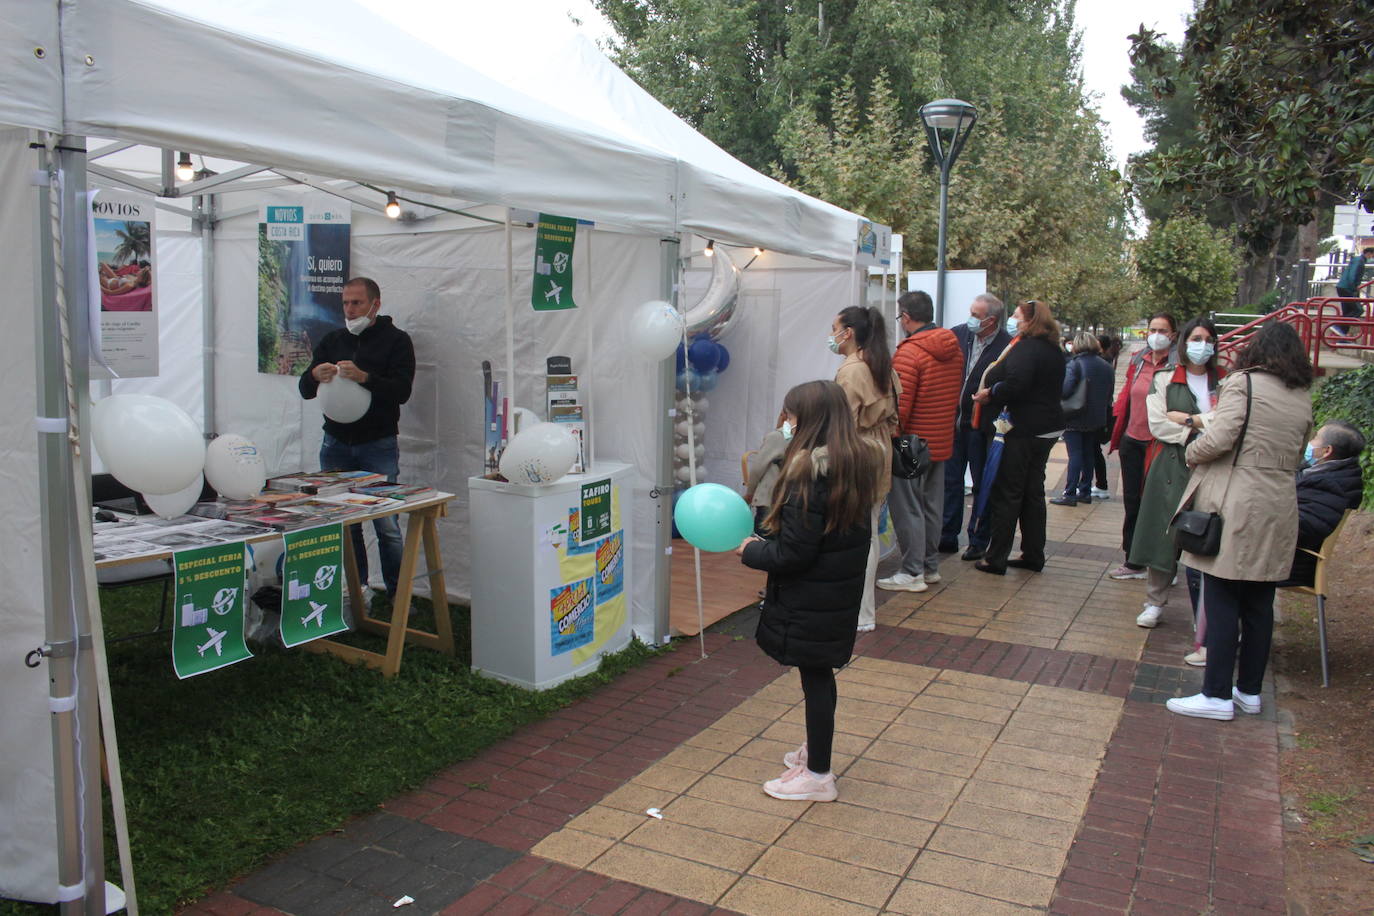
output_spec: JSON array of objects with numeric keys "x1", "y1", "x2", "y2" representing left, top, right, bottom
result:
[{"x1": 0, "y1": 0, "x2": 866, "y2": 263}]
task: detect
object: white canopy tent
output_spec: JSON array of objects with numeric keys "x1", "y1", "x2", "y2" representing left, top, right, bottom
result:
[{"x1": 0, "y1": 1, "x2": 880, "y2": 909}]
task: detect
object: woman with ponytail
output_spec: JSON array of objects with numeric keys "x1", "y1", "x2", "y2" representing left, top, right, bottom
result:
[
  {"x1": 737, "y1": 380, "x2": 880, "y2": 801},
  {"x1": 831, "y1": 305, "x2": 899, "y2": 632}
]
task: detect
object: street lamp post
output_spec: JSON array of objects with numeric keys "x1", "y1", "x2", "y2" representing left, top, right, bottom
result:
[{"x1": 920, "y1": 98, "x2": 977, "y2": 327}]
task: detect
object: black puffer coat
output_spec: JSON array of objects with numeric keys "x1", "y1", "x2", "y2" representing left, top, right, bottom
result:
[
  {"x1": 1283, "y1": 456, "x2": 1364, "y2": 586},
  {"x1": 742, "y1": 450, "x2": 870, "y2": 669}
]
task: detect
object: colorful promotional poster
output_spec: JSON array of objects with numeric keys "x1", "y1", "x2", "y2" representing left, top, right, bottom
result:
[
  {"x1": 279, "y1": 524, "x2": 349, "y2": 648},
  {"x1": 531, "y1": 213, "x2": 577, "y2": 310},
  {"x1": 257, "y1": 196, "x2": 351, "y2": 375},
  {"x1": 550, "y1": 577, "x2": 595, "y2": 655},
  {"x1": 88, "y1": 188, "x2": 159, "y2": 378},
  {"x1": 595, "y1": 530, "x2": 624, "y2": 602},
  {"x1": 171, "y1": 543, "x2": 252, "y2": 679}
]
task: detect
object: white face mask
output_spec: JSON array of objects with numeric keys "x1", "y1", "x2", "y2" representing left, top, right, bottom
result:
[
  {"x1": 967, "y1": 314, "x2": 984, "y2": 333},
  {"x1": 346, "y1": 315, "x2": 372, "y2": 335},
  {"x1": 781, "y1": 420, "x2": 794, "y2": 441},
  {"x1": 1147, "y1": 331, "x2": 1171, "y2": 352},
  {"x1": 1005, "y1": 317, "x2": 1020, "y2": 336},
  {"x1": 1186, "y1": 341, "x2": 1214, "y2": 365}
]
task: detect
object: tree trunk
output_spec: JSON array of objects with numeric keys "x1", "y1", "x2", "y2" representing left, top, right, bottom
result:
[{"x1": 1237, "y1": 256, "x2": 1276, "y2": 309}]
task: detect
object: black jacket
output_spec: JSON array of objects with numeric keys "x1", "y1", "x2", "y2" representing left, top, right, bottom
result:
[
  {"x1": 983, "y1": 335, "x2": 1066, "y2": 438},
  {"x1": 1283, "y1": 456, "x2": 1364, "y2": 586},
  {"x1": 953, "y1": 324, "x2": 1012, "y2": 432},
  {"x1": 299, "y1": 316, "x2": 416, "y2": 444},
  {"x1": 1061, "y1": 353, "x2": 1115, "y2": 431},
  {"x1": 742, "y1": 456, "x2": 870, "y2": 669}
]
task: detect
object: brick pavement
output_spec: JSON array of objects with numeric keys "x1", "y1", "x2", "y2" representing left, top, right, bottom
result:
[{"x1": 182, "y1": 483, "x2": 1289, "y2": 916}]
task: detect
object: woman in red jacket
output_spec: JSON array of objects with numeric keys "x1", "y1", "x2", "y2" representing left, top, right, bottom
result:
[{"x1": 1106, "y1": 313, "x2": 1177, "y2": 580}]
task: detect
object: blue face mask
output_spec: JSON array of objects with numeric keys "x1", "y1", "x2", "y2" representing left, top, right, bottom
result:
[
  {"x1": 781, "y1": 420, "x2": 794, "y2": 441},
  {"x1": 1006, "y1": 317, "x2": 1020, "y2": 336},
  {"x1": 967, "y1": 315, "x2": 984, "y2": 333},
  {"x1": 1303, "y1": 442, "x2": 1315, "y2": 467},
  {"x1": 826, "y1": 335, "x2": 840, "y2": 354}
]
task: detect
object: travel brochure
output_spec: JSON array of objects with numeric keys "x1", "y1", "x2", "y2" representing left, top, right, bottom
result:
[{"x1": 93, "y1": 473, "x2": 440, "y2": 563}]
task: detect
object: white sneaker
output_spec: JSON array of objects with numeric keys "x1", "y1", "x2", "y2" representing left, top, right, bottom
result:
[
  {"x1": 1110, "y1": 565, "x2": 1147, "y2": 580},
  {"x1": 1183, "y1": 647, "x2": 1207, "y2": 667},
  {"x1": 763, "y1": 765, "x2": 837, "y2": 802},
  {"x1": 923, "y1": 572, "x2": 942, "y2": 584},
  {"x1": 1166, "y1": 693, "x2": 1234, "y2": 721},
  {"x1": 856, "y1": 623, "x2": 875, "y2": 633},
  {"x1": 1232, "y1": 688, "x2": 1261, "y2": 715},
  {"x1": 877, "y1": 572, "x2": 928, "y2": 592},
  {"x1": 1136, "y1": 605, "x2": 1162, "y2": 628},
  {"x1": 1092, "y1": 487, "x2": 1112, "y2": 500},
  {"x1": 783, "y1": 742, "x2": 807, "y2": 768}
]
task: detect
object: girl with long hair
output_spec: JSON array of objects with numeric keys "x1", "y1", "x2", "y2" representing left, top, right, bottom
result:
[
  {"x1": 831, "y1": 305, "x2": 898, "y2": 632},
  {"x1": 738, "y1": 380, "x2": 880, "y2": 801}
]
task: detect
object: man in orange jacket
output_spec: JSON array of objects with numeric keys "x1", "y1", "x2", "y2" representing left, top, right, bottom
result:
[{"x1": 878, "y1": 291, "x2": 965, "y2": 592}]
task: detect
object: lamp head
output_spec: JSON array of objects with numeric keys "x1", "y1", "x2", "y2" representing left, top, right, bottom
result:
[
  {"x1": 384, "y1": 191, "x2": 401, "y2": 219},
  {"x1": 175, "y1": 152, "x2": 194, "y2": 182},
  {"x1": 920, "y1": 98, "x2": 978, "y2": 172}
]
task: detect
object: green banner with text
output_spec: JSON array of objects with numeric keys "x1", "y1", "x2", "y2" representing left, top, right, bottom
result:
[
  {"x1": 580, "y1": 478, "x2": 612, "y2": 542},
  {"x1": 280, "y1": 524, "x2": 349, "y2": 647},
  {"x1": 532, "y1": 213, "x2": 577, "y2": 310},
  {"x1": 172, "y1": 543, "x2": 252, "y2": 679}
]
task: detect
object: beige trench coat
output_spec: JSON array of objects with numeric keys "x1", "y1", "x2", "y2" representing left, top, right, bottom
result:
[
  {"x1": 835, "y1": 353, "x2": 899, "y2": 501},
  {"x1": 1176, "y1": 369, "x2": 1312, "y2": 581}
]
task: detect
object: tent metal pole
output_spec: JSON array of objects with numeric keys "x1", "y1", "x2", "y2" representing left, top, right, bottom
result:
[
  {"x1": 653, "y1": 237, "x2": 680, "y2": 645},
  {"x1": 194, "y1": 186, "x2": 217, "y2": 437},
  {"x1": 35, "y1": 135, "x2": 106, "y2": 914}
]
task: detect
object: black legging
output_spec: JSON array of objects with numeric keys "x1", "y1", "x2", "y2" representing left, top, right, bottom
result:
[
  {"x1": 1118, "y1": 434, "x2": 1150, "y2": 567},
  {"x1": 798, "y1": 666, "x2": 837, "y2": 774}
]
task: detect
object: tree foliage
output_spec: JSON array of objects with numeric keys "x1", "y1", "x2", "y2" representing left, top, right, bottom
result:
[
  {"x1": 1135, "y1": 213, "x2": 1241, "y2": 316},
  {"x1": 1128, "y1": 2, "x2": 1374, "y2": 264},
  {"x1": 595, "y1": 0, "x2": 1141, "y2": 327}
]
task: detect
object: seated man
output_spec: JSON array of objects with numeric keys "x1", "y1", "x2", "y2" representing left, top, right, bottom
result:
[{"x1": 1279, "y1": 420, "x2": 1365, "y2": 587}]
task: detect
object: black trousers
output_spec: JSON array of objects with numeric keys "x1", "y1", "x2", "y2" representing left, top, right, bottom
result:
[
  {"x1": 982, "y1": 436, "x2": 1056, "y2": 570},
  {"x1": 1118, "y1": 434, "x2": 1150, "y2": 567},
  {"x1": 1092, "y1": 427, "x2": 1110, "y2": 490},
  {"x1": 798, "y1": 666, "x2": 837, "y2": 773},
  {"x1": 1200, "y1": 573, "x2": 1275, "y2": 699}
]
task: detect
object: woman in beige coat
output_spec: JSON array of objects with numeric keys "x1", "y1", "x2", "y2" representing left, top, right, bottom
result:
[
  {"x1": 1166, "y1": 323, "x2": 1313, "y2": 721},
  {"x1": 831, "y1": 305, "x2": 899, "y2": 632}
]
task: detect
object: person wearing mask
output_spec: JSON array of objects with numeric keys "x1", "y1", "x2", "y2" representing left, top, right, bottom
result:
[
  {"x1": 1278, "y1": 421, "x2": 1366, "y2": 588},
  {"x1": 940, "y1": 293, "x2": 1012, "y2": 561},
  {"x1": 831, "y1": 305, "x2": 898, "y2": 632},
  {"x1": 879, "y1": 291, "x2": 964, "y2": 592},
  {"x1": 1107, "y1": 314, "x2": 1178, "y2": 579},
  {"x1": 1128, "y1": 318, "x2": 1223, "y2": 635},
  {"x1": 1167, "y1": 323, "x2": 1313, "y2": 721},
  {"x1": 737, "y1": 380, "x2": 880, "y2": 801},
  {"x1": 1051, "y1": 332, "x2": 1115, "y2": 506},
  {"x1": 745, "y1": 411, "x2": 790, "y2": 535},
  {"x1": 300, "y1": 277, "x2": 416, "y2": 600},
  {"x1": 1091, "y1": 334, "x2": 1120, "y2": 499},
  {"x1": 970, "y1": 300, "x2": 1066, "y2": 575}
]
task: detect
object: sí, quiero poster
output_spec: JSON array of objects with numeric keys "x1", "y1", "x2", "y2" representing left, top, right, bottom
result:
[
  {"x1": 88, "y1": 188, "x2": 159, "y2": 378},
  {"x1": 257, "y1": 196, "x2": 351, "y2": 375}
]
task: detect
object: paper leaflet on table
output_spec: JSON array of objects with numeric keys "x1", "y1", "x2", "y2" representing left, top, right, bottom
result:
[{"x1": 550, "y1": 577, "x2": 595, "y2": 655}]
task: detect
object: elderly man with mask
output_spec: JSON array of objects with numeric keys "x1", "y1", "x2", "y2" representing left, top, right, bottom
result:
[
  {"x1": 299, "y1": 276, "x2": 416, "y2": 600},
  {"x1": 1278, "y1": 420, "x2": 1365, "y2": 588},
  {"x1": 939, "y1": 293, "x2": 1011, "y2": 561}
]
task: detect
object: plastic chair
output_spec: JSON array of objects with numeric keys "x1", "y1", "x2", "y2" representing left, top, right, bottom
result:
[{"x1": 1280, "y1": 509, "x2": 1353, "y2": 687}]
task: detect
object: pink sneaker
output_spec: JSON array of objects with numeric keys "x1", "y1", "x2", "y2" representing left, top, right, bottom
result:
[
  {"x1": 782, "y1": 742, "x2": 807, "y2": 768},
  {"x1": 763, "y1": 765, "x2": 837, "y2": 802}
]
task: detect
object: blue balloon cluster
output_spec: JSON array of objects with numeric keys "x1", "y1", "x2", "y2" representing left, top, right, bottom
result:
[{"x1": 676, "y1": 337, "x2": 732, "y2": 392}]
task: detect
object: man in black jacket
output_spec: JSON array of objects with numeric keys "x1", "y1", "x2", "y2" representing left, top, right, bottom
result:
[
  {"x1": 940, "y1": 293, "x2": 1012, "y2": 560},
  {"x1": 299, "y1": 277, "x2": 416, "y2": 598},
  {"x1": 1280, "y1": 420, "x2": 1365, "y2": 587}
]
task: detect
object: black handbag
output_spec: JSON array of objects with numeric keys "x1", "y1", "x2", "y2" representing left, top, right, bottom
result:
[
  {"x1": 1171, "y1": 374, "x2": 1251, "y2": 557},
  {"x1": 887, "y1": 383, "x2": 930, "y2": 479},
  {"x1": 1061, "y1": 366, "x2": 1089, "y2": 421}
]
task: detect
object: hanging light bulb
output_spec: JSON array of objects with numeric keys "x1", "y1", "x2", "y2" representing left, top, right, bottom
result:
[
  {"x1": 704, "y1": 239, "x2": 715, "y2": 257},
  {"x1": 175, "y1": 152, "x2": 194, "y2": 182},
  {"x1": 754, "y1": 246, "x2": 764, "y2": 257},
  {"x1": 384, "y1": 191, "x2": 401, "y2": 219}
]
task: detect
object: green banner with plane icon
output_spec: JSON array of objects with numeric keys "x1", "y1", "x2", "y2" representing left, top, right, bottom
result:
[
  {"x1": 171, "y1": 543, "x2": 252, "y2": 679},
  {"x1": 279, "y1": 524, "x2": 349, "y2": 648},
  {"x1": 531, "y1": 213, "x2": 577, "y2": 311}
]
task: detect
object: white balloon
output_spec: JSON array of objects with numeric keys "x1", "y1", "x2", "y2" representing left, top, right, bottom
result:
[
  {"x1": 91, "y1": 394, "x2": 204, "y2": 495},
  {"x1": 695, "y1": 443, "x2": 705, "y2": 458},
  {"x1": 628, "y1": 300, "x2": 684, "y2": 361},
  {"x1": 675, "y1": 443, "x2": 694, "y2": 460},
  {"x1": 694, "y1": 422, "x2": 706, "y2": 437},
  {"x1": 509, "y1": 406, "x2": 540, "y2": 437},
  {"x1": 675, "y1": 397, "x2": 692, "y2": 412},
  {"x1": 143, "y1": 473, "x2": 204, "y2": 520},
  {"x1": 499, "y1": 422, "x2": 580, "y2": 486},
  {"x1": 691, "y1": 396, "x2": 710, "y2": 412},
  {"x1": 204, "y1": 434, "x2": 267, "y2": 500},
  {"x1": 317, "y1": 376, "x2": 372, "y2": 424},
  {"x1": 674, "y1": 465, "x2": 694, "y2": 482},
  {"x1": 674, "y1": 420, "x2": 691, "y2": 437}
]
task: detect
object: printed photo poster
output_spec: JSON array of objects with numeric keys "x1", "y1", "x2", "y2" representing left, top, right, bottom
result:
[
  {"x1": 279, "y1": 524, "x2": 349, "y2": 647},
  {"x1": 595, "y1": 530, "x2": 624, "y2": 602},
  {"x1": 257, "y1": 196, "x2": 351, "y2": 375},
  {"x1": 88, "y1": 188, "x2": 159, "y2": 378},
  {"x1": 550, "y1": 577, "x2": 595, "y2": 656},
  {"x1": 171, "y1": 543, "x2": 252, "y2": 679}
]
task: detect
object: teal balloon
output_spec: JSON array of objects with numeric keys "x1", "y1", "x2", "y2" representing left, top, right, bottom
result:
[{"x1": 673, "y1": 482, "x2": 754, "y2": 552}]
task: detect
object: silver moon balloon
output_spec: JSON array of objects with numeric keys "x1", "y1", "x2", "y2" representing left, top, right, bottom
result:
[{"x1": 683, "y1": 247, "x2": 741, "y2": 341}]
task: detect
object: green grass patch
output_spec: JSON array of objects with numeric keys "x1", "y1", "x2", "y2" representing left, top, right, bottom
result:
[
  {"x1": 1307, "y1": 789, "x2": 1360, "y2": 818},
  {"x1": 2, "y1": 582, "x2": 663, "y2": 914}
]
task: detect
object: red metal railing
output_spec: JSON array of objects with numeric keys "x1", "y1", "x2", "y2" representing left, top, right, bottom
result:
[{"x1": 1216, "y1": 282, "x2": 1374, "y2": 375}]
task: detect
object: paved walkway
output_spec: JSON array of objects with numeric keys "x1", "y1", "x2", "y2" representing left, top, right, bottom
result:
[{"x1": 186, "y1": 476, "x2": 1287, "y2": 916}]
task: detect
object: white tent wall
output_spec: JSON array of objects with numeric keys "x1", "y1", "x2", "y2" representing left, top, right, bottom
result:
[{"x1": 0, "y1": 130, "x2": 60, "y2": 902}]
